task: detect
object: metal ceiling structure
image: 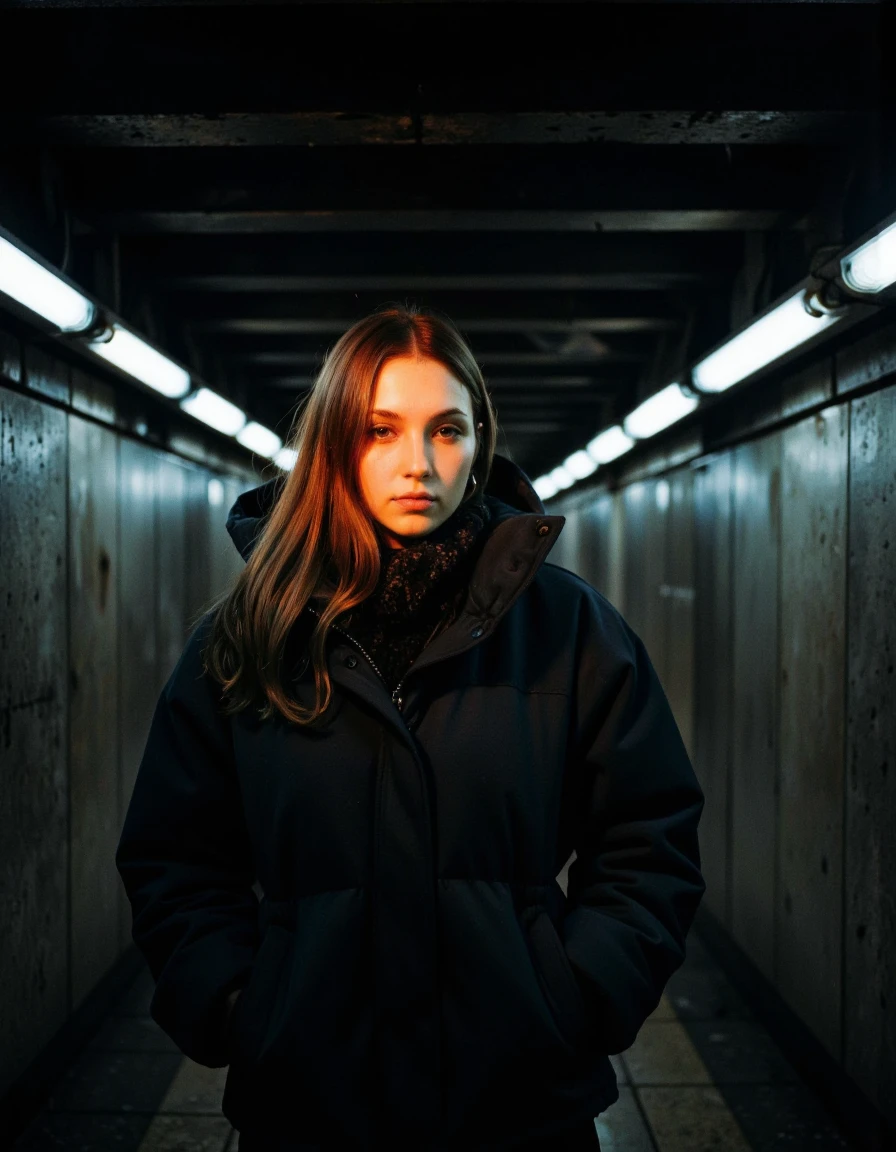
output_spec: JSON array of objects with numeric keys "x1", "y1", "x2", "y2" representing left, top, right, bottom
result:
[{"x1": 0, "y1": 0, "x2": 886, "y2": 481}]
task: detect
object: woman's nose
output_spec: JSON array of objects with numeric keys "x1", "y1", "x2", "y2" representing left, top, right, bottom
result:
[{"x1": 403, "y1": 435, "x2": 432, "y2": 474}]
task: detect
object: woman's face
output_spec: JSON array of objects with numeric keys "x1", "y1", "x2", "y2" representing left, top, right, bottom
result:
[{"x1": 358, "y1": 355, "x2": 479, "y2": 549}]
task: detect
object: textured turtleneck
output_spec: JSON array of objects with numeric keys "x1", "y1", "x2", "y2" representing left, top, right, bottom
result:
[{"x1": 336, "y1": 494, "x2": 492, "y2": 693}]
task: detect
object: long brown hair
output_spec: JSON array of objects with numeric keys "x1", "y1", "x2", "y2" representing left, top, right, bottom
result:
[{"x1": 202, "y1": 302, "x2": 498, "y2": 727}]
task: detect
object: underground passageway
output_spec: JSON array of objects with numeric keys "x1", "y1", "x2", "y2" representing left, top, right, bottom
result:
[{"x1": 1, "y1": 3, "x2": 894, "y2": 1151}]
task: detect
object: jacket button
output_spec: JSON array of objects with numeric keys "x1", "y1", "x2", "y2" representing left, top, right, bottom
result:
[
  {"x1": 345, "y1": 655, "x2": 358, "y2": 668},
  {"x1": 536, "y1": 522, "x2": 551, "y2": 536},
  {"x1": 470, "y1": 626, "x2": 484, "y2": 638}
]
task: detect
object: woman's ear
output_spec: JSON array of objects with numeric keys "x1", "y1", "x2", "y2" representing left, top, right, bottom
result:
[{"x1": 472, "y1": 421, "x2": 484, "y2": 466}]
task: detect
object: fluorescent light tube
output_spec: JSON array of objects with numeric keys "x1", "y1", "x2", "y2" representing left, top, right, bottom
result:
[
  {"x1": 550, "y1": 465, "x2": 575, "y2": 491},
  {"x1": 623, "y1": 383, "x2": 698, "y2": 439},
  {"x1": 586, "y1": 424, "x2": 634, "y2": 464},
  {"x1": 564, "y1": 449, "x2": 598, "y2": 480},
  {"x1": 692, "y1": 290, "x2": 842, "y2": 394},
  {"x1": 533, "y1": 474, "x2": 559, "y2": 501},
  {"x1": 236, "y1": 422, "x2": 283, "y2": 458},
  {"x1": 274, "y1": 446, "x2": 298, "y2": 471},
  {"x1": 0, "y1": 233, "x2": 95, "y2": 332},
  {"x1": 180, "y1": 387, "x2": 246, "y2": 436},
  {"x1": 89, "y1": 325, "x2": 191, "y2": 398},
  {"x1": 841, "y1": 219, "x2": 896, "y2": 294}
]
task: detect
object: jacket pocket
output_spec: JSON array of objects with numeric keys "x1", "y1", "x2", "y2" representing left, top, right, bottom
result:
[
  {"x1": 227, "y1": 923, "x2": 291, "y2": 1067},
  {"x1": 521, "y1": 906, "x2": 589, "y2": 1052}
]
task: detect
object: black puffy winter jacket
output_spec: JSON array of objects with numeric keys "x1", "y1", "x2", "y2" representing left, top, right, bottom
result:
[{"x1": 115, "y1": 453, "x2": 706, "y2": 1151}]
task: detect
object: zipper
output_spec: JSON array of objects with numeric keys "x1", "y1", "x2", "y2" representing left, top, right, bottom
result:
[{"x1": 305, "y1": 604, "x2": 407, "y2": 712}]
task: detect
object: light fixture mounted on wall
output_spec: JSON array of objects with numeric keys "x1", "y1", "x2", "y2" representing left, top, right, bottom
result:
[
  {"x1": 810, "y1": 208, "x2": 896, "y2": 309},
  {"x1": 87, "y1": 322, "x2": 193, "y2": 400},
  {"x1": 532, "y1": 207, "x2": 896, "y2": 501},
  {"x1": 0, "y1": 227, "x2": 96, "y2": 334},
  {"x1": 0, "y1": 220, "x2": 289, "y2": 464},
  {"x1": 689, "y1": 286, "x2": 847, "y2": 396}
]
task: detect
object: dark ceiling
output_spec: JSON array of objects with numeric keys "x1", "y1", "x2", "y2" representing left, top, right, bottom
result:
[{"x1": 0, "y1": 0, "x2": 887, "y2": 481}]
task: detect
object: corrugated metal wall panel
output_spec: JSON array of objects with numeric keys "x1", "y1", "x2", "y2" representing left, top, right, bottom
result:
[
  {"x1": 845, "y1": 383, "x2": 896, "y2": 1126},
  {"x1": 117, "y1": 438, "x2": 159, "y2": 953},
  {"x1": 0, "y1": 390, "x2": 69, "y2": 1096},
  {"x1": 693, "y1": 454, "x2": 734, "y2": 929},
  {"x1": 730, "y1": 433, "x2": 781, "y2": 982},
  {"x1": 68, "y1": 415, "x2": 121, "y2": 1010},
  {"x1": 778, "y1": 406, "x2": 848, "y2": 1060}
]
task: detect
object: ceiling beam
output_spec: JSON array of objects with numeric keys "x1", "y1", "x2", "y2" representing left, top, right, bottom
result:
[
  {"x1": 65, "y1": 143, "x2": 839, "y2": 215},
  {"x1": 77, "y1": 209, "x2": 808, "y2": 235},
  {"x1": 225, "y1": 329, "x2": 652, "y2": 357},
  {"x1": 42, "y1": 110, "x2": 860, "y2": 149},
  {"x1": 124, "y1": 231, "x2": 741, "y2": 284},
  {"x1": 191, "y1": 316, "x2": 678, "y2": 337},
  {"x1": 177, "y1": 289, "x2": 686, "y2": 330},
  {"x1": 3, "y1": 4, "x2": 877, "y2": 113},
  {"x1": 154, "y1": 272, "x2": 705, "y2": 292}
]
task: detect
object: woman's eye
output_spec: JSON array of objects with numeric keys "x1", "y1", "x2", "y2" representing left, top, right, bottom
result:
[{"x1": 369, "y1": 425, "x2": 462, "y2": 440}]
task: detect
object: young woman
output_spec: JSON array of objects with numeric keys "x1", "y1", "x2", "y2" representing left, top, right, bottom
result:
[{"x1": 116, "y1": 304, "x2": 706, "y2": 1152}]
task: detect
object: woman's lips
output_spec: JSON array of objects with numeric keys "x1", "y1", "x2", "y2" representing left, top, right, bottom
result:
[{"x1": 394, "y1": 496, "x2": 436, "y2": 510}]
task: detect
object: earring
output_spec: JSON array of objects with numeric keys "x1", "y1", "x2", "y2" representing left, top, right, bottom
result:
[{"x1": 465, "y1": 423, "x2": 483, "y2": 499}]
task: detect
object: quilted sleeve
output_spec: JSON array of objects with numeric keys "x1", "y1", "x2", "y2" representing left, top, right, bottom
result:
[
  {"x1": 562, "y1": 589, "x2": 706, "y2": 1054},
  {"x1": 115, "y1": 612, "x2": 259, "y2": 1067}
]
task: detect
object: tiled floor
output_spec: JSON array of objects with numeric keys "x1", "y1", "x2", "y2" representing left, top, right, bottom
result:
[{"x1": 12, "y1": 932, "x2": 854, "y2": 1151}]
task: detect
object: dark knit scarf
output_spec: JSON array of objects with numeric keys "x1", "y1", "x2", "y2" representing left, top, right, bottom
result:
[{"x1": 336, "y1": 494, "x2": 492, "y2": 693}]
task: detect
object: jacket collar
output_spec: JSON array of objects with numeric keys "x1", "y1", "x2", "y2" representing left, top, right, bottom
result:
[{"x1": 225, "y1": 452, "x2": 566, "y2": 637}]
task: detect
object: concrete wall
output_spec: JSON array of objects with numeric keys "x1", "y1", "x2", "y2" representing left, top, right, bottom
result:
[
  {"x1": 0, "y1": 332, "x2": 258, "y2": 1101},
  {"x1": 552, "y1": 319, "x2": 896, "y2": 1127}
]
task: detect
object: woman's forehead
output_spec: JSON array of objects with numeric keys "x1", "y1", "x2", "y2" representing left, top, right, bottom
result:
[{"x1": 372, "y1": 357, "x2": 472, "y2": 415}]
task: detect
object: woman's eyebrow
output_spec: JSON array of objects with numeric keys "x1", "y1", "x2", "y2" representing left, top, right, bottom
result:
[{"x1": 371, "y1": 408, "x2": 469, "y2": 421}]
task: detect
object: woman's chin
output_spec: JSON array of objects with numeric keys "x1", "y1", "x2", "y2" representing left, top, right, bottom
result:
[{"x1": 379, "y1": 517, "x2": 439, "y2": 548}]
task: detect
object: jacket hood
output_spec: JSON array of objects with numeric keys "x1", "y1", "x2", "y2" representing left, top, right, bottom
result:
[{"x1": 225, "y1": 452, "x2": 546, "y2": 564}]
